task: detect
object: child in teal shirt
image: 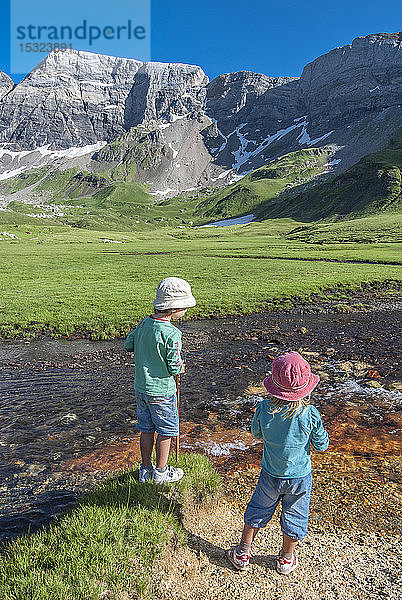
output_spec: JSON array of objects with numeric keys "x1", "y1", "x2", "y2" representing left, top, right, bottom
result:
[
  {"x1": 227, "y1": 351, "x2": 329, "y2": 575},
  {"x1": 125, "y1": 277, "x2": 196, "y2": 484}
]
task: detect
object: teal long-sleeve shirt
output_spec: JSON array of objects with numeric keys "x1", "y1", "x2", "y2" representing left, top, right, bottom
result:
[
  {"x1": 251, "y1": 399, "x2": 329, "y2": 478},
  {"x1": 124, "y1": 316, "x2": 183, "y2": 396}
]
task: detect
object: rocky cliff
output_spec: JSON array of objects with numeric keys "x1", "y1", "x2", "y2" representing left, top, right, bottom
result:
[
  {"x1": 0, "y1": 71, "x2": 13, "y2": 101},
  {"x1": 124, "y1": 61, "x2": 208, "y2": 128},
  {"x1": 0, "y1": 51, "x2": 143, "y2": 149},
  {"x1": 205, "y1": 32, "x2": 402, "y2": 176},
  {"x1": 0, "y1": 32, "x2": 401, "y2": 197}
]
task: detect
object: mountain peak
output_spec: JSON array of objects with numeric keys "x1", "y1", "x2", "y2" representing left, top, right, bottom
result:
[
  {"x1": 25, "y1": 49, "x2": 143, "y2": 83},
  {"x1": 0, "y1": 31, "x2": 400, "y2": 198},
  {"x1": 352, "y1": 31, "x2": 402, "y2": 45}
]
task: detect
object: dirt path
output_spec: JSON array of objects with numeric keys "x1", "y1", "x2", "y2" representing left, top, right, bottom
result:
[{"x1": 154, "y1": 498, "x2": 401, "y2": 600}]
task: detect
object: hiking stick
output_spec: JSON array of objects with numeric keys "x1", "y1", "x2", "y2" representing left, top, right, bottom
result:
[{"x1": 175, "y1": 374, "x2": 180, "y2": 461}]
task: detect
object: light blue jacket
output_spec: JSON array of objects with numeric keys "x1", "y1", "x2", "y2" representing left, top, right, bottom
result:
[{"x1": 251, "y1": 399, "x2": 329, "y2": 478}]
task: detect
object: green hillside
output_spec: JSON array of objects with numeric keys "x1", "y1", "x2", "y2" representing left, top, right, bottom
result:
[
  {"x1": 260, "y1": 131, "x2": 402, "y2": 221},
  {"x1": 0, "y1": 133, "x2": 401, "y2": 232},
  {"x1": 0, "y1": 147, "x2": 332, "y2": 230},
  {"x1": 193, "y1": 147, "x2": 331, "y2": 220},
  {"x1": 285, "y1": 213, "x2": 402, "y2": 243}
]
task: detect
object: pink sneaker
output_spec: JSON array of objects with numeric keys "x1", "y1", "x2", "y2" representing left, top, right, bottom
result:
[
  {"x1": 226, "y1": 546, "x2": 250, "y2": 571},
  {"x1": 276, "y1": 553, "x2": 298, "y2": 575}
]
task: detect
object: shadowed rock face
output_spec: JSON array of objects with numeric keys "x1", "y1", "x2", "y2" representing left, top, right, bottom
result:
[
  {"x1": 0, "y1": 32, "x2": 401, "y2": 194},
  {"x1": 124, "y1": 61, "x2": 208, "y2": 128},
  {"x1": 205, "y1": 71, "x2": 297, "y2": 134},
  {"x1": 298, "y1": 32, "x2": 402, "y2": 133},
  {"x1": 0, "y1": 71, "x2": 13, "y2": 101},
  {"x1": 203, "y1": 32, "x2": 402, "y2": 175}
]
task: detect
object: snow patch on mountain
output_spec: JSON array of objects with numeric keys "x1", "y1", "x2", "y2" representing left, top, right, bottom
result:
[
  {"x1": 231, "y1": 120, "x2": 309, "y2": 171},
  {"x1": 0, "y1": 166, "x2": 28, "y2": 181},
  {"x1": 167, "y1": 143, "x2": 178, "y2": 159},
  {"x1": 297, "y1": 122, "x2": 311, "y2": 145},
  {"x1": 150, "y1": 188, "x2": 177, "y2": 197},
  {"x1": 307, "y1": 130, "x2": 335, "y2": 146},
  {"x1": 0, "y1": 142, "x2": 107, "y2": 180}
]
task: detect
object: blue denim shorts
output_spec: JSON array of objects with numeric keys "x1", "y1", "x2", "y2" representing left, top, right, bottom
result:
[
  {"x1": 135, "y1": 391, "x2": 179, "y2": 437},
  {"x1": 244, "y1": 469, "x2": 312, "y2": 540}
]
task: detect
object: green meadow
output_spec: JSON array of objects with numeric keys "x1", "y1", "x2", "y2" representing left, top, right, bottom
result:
[
  {"x1": 0, "y1": 216, "x2": 400, "y2": 339},
  {"x1": 0, "y1": 454, "x2": 221, "y2": 600}
]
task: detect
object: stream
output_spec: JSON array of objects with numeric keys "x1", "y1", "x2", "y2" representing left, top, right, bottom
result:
[{"x1": 0, "y1": 296, "x2": 401, "y2": 541}]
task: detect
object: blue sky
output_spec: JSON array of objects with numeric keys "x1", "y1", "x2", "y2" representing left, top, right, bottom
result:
[{"x1": 0, "y1": 0, "x2": 400, "y2": 82}]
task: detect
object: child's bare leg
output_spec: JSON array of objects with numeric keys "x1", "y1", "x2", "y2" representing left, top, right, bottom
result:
[
  {"x1": 237, "y1": 523, "x2": 259, "y2": 555},
  {"x1": 140, "y1": 432, "x2": 155, "y2": 466},
  {"x1": 281, "y1": 533, "x2": 297, "y2": 557},
  {"x1": 155, "y1": 434, "x2": 172, "y2": 469},
  {"x1": 241, "y1": 524, "x2": 259, "y2": 545}
]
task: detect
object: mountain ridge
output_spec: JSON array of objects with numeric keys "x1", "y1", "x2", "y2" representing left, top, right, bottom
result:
[{"x1": 0, "y1": 31, "x2": 401, "y2": 209}]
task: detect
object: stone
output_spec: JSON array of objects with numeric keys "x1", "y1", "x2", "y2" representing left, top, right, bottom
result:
[
  {"x1": 338, "y1": 361, "x2": 354, "y2": 372},
  {"x1": 353, "y1": 362, "x2": 374, "y2": 376},
  {"x1": 60, "y1": 412, "x2": 79, "y2": 423},
  {"x1": 26, "y1": 464, "x2": 47, "y2": 476},
  {"x1": 315, "y1": 370, "x2": 330, "y2": 380},
  {"x1": 388, "y1": 381, "x2": 402, "y2": 391},
  {"x1": 364, "y1": 380, "x2": 383, "y2": 388}
]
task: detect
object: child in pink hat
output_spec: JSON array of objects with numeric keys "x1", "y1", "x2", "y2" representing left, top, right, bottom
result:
[{"x1": 227, "y1": 351, "x2": 329, "y2": 575}]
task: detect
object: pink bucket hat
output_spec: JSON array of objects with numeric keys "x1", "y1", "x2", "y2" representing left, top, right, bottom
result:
[{"x1": 263, "y1": 351, "x2": 319, "y2": 402}]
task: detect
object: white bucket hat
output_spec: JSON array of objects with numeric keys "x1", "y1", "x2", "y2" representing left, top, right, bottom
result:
[{"x1": 153, "y1": 277, "x2": 196, "y2": 310}]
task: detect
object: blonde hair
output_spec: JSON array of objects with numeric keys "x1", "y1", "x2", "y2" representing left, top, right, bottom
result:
[{"x1": 269, "y1": 395, "x2": 310, "y2": 419}]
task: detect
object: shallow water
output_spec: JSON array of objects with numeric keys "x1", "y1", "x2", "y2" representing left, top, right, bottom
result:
[{"x1": 0, "y1": 308, "x2": 401, "y2": 540}]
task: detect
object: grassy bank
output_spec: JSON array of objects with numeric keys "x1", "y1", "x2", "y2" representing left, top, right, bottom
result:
[
  {"x1": 0, "y1": 219, "x2": 401, "y2": 339},
  {"x1": 0, "y1": 453, "x2": 221, "y2": 600}
]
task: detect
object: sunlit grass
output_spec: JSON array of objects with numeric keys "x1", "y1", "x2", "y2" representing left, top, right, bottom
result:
[
  {"x1": 0, "y1": 453, "x2": 221, "y2": 600},
  {"x1": 0, "y1": 219, "x2": 400, "y2": 338}
]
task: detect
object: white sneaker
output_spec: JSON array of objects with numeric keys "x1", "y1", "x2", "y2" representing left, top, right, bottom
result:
[
  {"x1": 138, "y1": 463, "x2": 155, "y2": 483},
  {"x1": 152, "y1": 465, "x2": 184, "y2": 484},
  {"x1": 276, "y1": 553, "x2": 298, "y2": 575},
  {"x1": 226, "y1": 546, "x2": 250, "y2": 571}
]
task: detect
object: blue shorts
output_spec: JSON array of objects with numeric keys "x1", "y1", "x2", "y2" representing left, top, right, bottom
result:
[
  {"x1": 135, "y1": 391, "x2": 179, "y2": 437},
  {"x1": 244, "y1": 469, "x2": 312, "y2": 541}
]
